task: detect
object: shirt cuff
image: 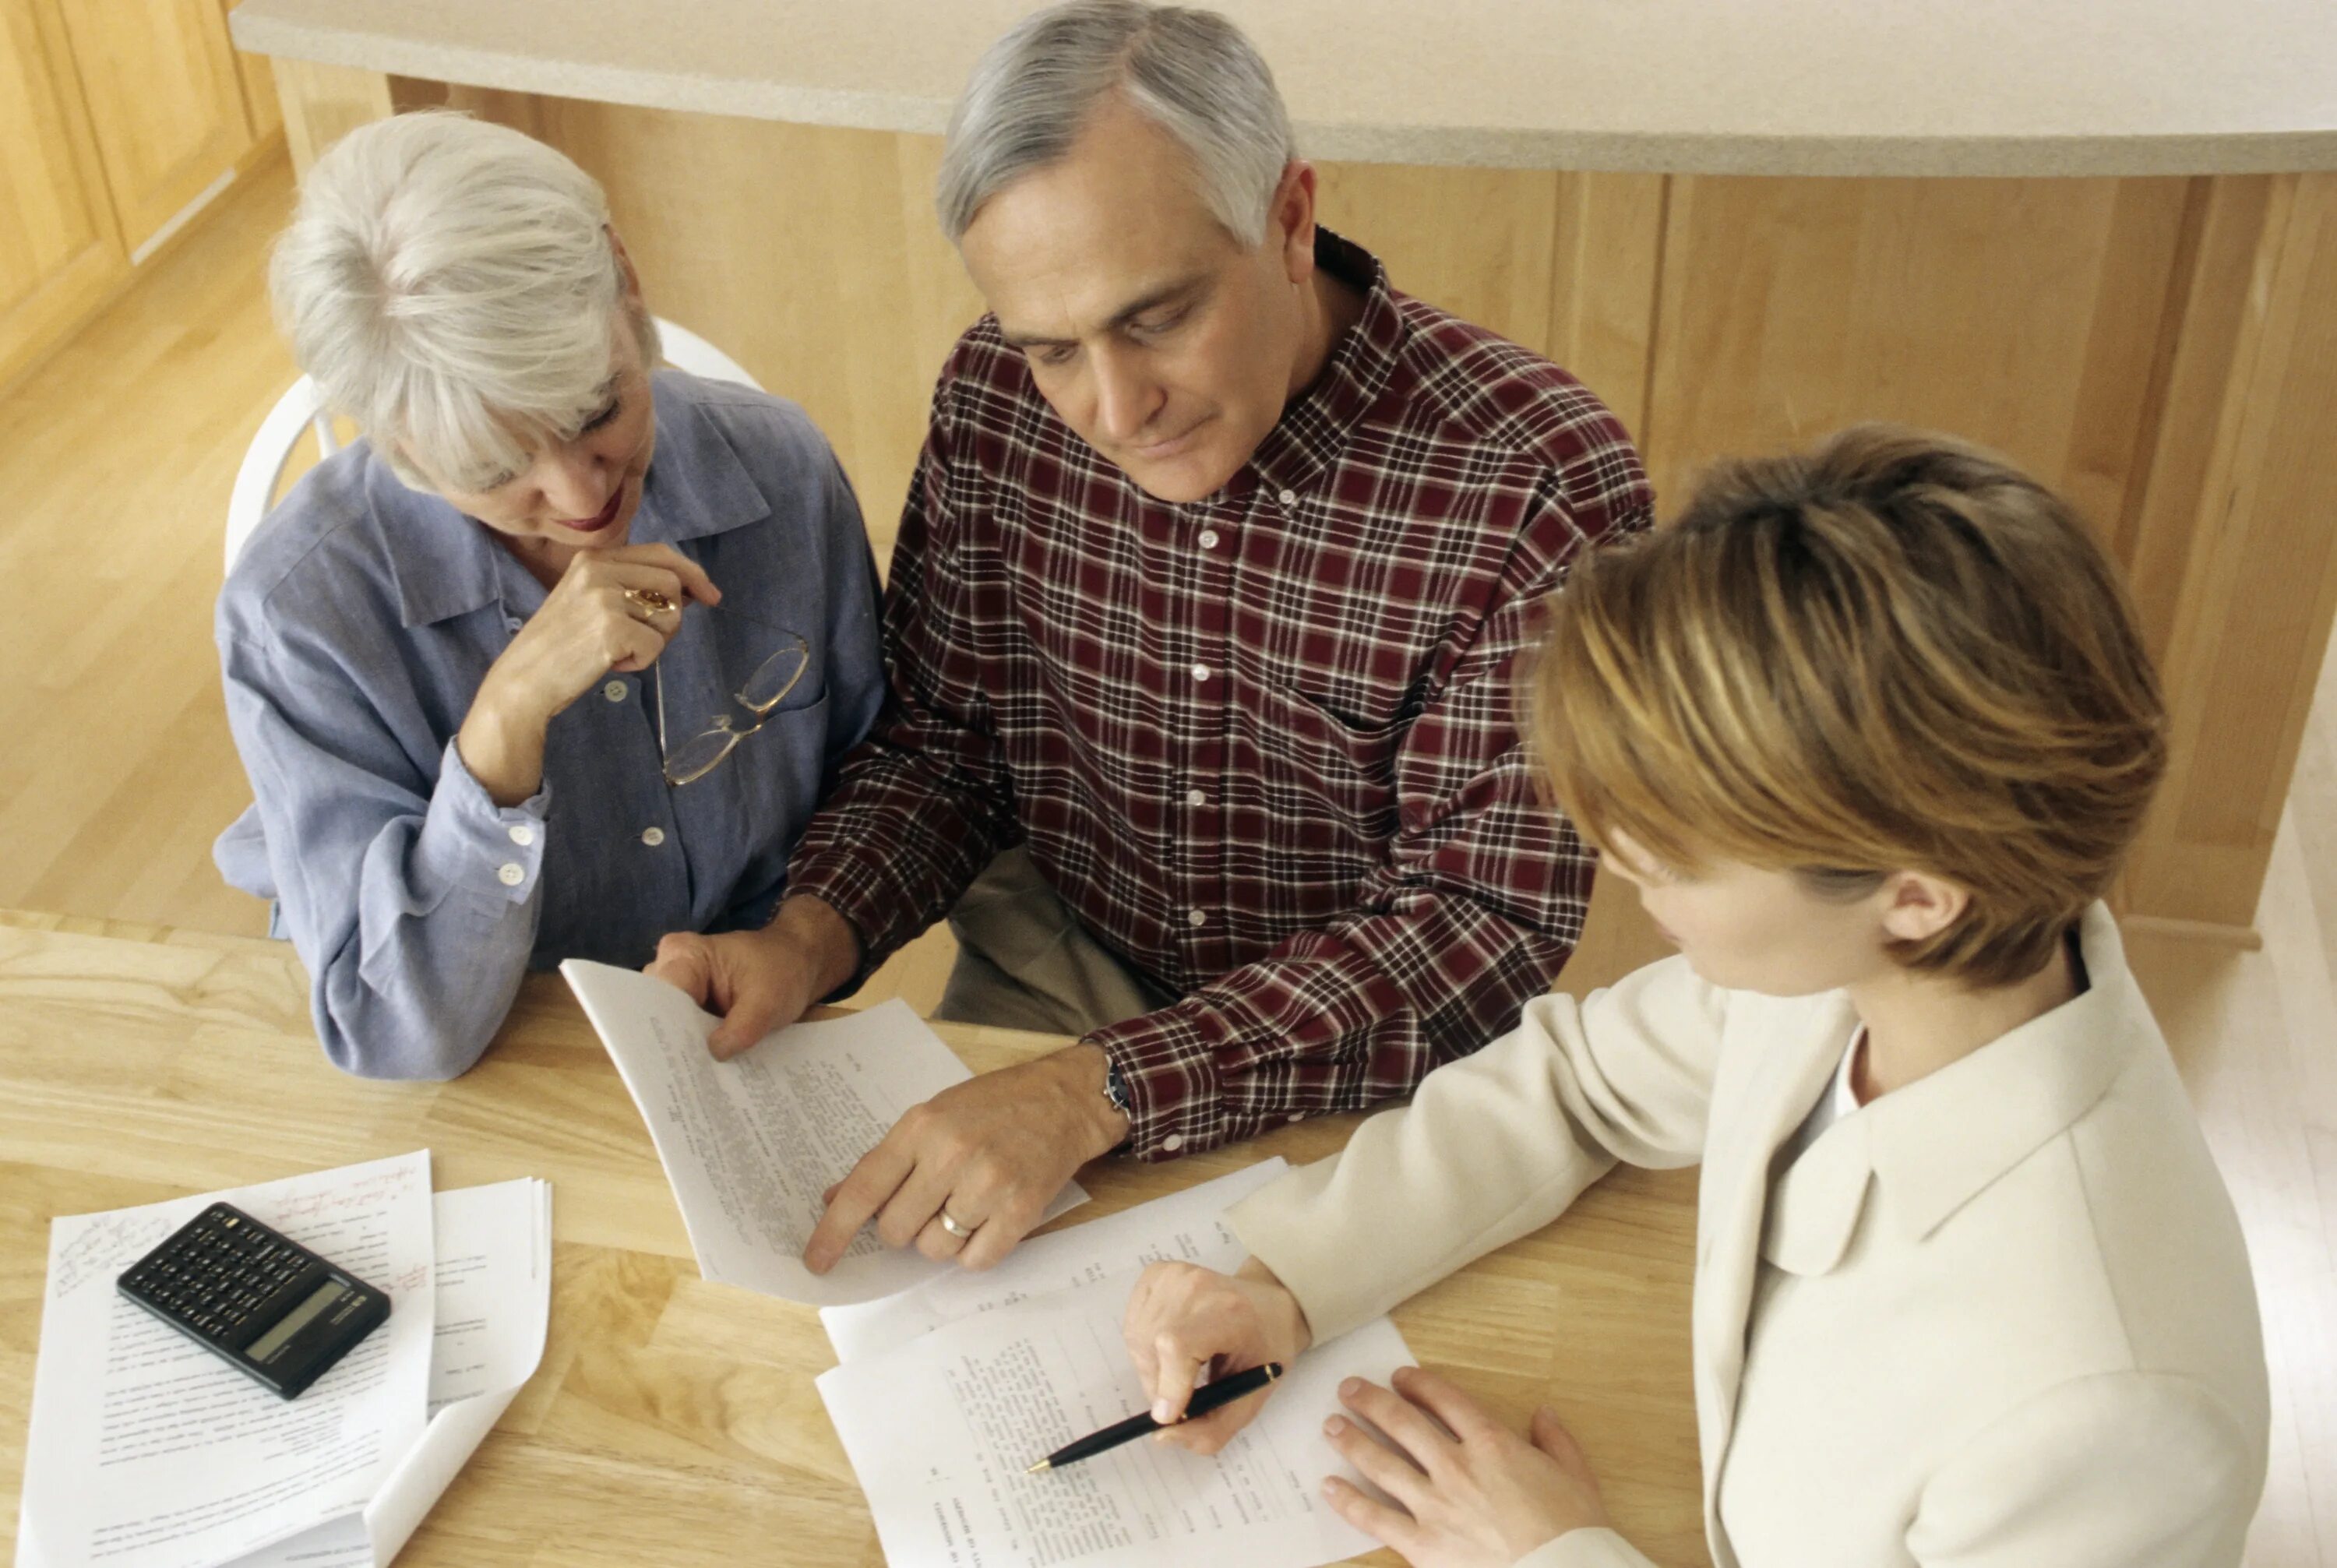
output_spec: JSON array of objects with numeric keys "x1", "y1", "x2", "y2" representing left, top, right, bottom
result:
[
  {"x1": 1514, "y1": 1528, "x2": 1658, "y2": 1568},
  {"x1": 418, "y1": 737, "x2": 552, "y2": 907},
  {"x1": 784, "y1": 844, "x2": 952, "y2": 995},
  {"x1": 1084, "y1": 1004, "x2": 1228, "y2": 1161}
]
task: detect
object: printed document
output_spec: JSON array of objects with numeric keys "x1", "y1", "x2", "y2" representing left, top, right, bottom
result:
[
  {"x1": 17, "y1": 1159, "x2": 552, "y2": 1568},
  {"x1": 17, "y1": 1153, "x2": 434, "y2": 1568},
  {"x1": 819, "y1": 1279, "x2": 1415, "y2": 1568},
  {"x1": 823, "y1": 1160, "x2": 1289, "y2": 1362},
  {"x1": 238, "y1": 1178, "x2": 556, "y2": 1568},
  {"x1": 562, "y1": 963, "x2": 1086, "y2": 1305}
]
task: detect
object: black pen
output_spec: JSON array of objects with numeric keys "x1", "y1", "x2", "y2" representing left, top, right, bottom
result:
[{"x1": 1027, "y1": 1362, "x2": 1285, "y2": 1474}]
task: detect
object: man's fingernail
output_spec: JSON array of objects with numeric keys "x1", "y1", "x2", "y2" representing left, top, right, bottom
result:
[
  {"x1": 1152, "y1": 1400, "x2": 1176, "y2": 1424},
  {"x1": 1339, "y1": 1378, "x2": 1362, "y2": 1397},
  {"x1": 1324, "y1": 1416, "x2": 1345, "y2": 1436}
]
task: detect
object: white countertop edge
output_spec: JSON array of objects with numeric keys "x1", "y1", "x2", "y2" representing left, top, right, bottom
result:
[
  {"x1": 234, "y1": 12, "x2": 2337, "y2": 178},
  {"x1": 1309, "y1": 125, "x2": 2337, "y2": 179}
]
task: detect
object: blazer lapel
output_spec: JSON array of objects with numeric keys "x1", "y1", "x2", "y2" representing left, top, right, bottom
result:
[
  {"x1": 1760, "y1": 1112, "x2": 1874, "y2": 1277},
  {"x1": 1691, "y1": 993, "x2": 1859, "y2": 1565}
]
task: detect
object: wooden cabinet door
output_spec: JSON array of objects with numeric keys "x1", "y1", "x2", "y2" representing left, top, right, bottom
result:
[
  {"x1": 0, "y1": 0, "x2": 128, "y2": 386},
  {"x1": 56, "y1": 0, "x2": 253, "y2": 255}
]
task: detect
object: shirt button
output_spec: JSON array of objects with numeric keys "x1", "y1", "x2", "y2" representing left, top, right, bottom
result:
[
  {"x1": 495, "y1": 862, "x2": 525, "y2": 886},
  {"x1": 506, "y1": 824, "x2": 535, "y2": 847},
  {"x1": 602, "y1": 680, "x2": 628, "y2": 703},
  {"x1": 1197, "y1": 529, "x2": 1221, "y2": 551},
  {"x1": 1185, "y1": 788, "x2": 1207, "y2": 808},
  {"x1": 1288, "y1": 1112, "x2": 1306, "y2": 1123},
  {"x1": 1187, "y1": 908, "x2": 1207, "y2": 928},
  {"x1": 1161, "y1": 1133, "x2": 1186, "y2": 1153},
  {"x1": 1277, "y1": 488, "x2": 1297, "y2": 507},
  {"x1": 640, "y1": 827, "x2": 665, "y2": 847},
  {"x1": 1190, "y1": 663, "x2": 1211, "y2": 683}
]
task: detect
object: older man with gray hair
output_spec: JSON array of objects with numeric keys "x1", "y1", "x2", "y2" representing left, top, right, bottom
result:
[{"x1": 653, "y1": 0, "x2": 1650, "y2": 1270}]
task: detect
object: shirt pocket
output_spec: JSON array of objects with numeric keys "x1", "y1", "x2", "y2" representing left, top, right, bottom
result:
[
  {"x1": 734, "y1": 684, "x2": 833, "y2": 823},
  {"x1": 672, "y1": 685, "x2": 835, "y2": 921},
  {"x1": 1246, "y1": 681, "x2": 1406, "y2": 839}
]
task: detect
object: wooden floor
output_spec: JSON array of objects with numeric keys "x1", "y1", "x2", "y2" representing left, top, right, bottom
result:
[{"x1": 3, "y1": 147, "x2": 2332, "y2": 1565}]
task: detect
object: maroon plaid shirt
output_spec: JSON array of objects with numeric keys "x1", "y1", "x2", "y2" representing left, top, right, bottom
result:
[{"x1": 788, "y1": 231, "x2": 1651, "y2": 1159}]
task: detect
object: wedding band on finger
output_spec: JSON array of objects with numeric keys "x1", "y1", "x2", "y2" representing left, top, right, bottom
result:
[
  {"x1": 622, "y1": 586, "x2": 676, "y2": 621},
  {"x1": 938, "y1": 1209, "x2": 975, "y2": 1241}
]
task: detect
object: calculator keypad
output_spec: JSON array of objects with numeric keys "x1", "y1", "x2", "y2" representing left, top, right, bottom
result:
[{"x1": 118, "y1": 1205, "x2": 315, "y2": 1342}]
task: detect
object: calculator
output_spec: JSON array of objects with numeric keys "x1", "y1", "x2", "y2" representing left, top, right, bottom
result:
[{"x1": 116, "y1": 1202, "x2": 392, "y2": 1400}]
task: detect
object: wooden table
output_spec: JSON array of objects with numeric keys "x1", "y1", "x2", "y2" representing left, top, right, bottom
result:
[{"x1": 0, "y1": 921, "x2": 1708, "y2": 1567}]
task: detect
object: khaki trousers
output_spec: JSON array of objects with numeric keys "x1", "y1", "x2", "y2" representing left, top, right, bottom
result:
[{"x1": 936, "y1": 847, "x2": 1179, "y2": 1037}]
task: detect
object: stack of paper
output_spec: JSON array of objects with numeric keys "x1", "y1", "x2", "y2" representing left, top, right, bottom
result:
[
  {"x1": 562, "y1": 964, "x2": 1087, "y2": 1304},
  {"x1": 16, "y1": 1153, "x2": 551, "y2": 1568},
  {"x1": 814, "y1": 1165, "x2": 1419, "y2": 1568},
  {"x1": 560, "y1": 961, "x2": 1419, "y2": 1568}
]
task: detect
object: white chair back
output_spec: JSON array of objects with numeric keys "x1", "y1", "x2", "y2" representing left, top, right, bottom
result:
[
  {"x1": 224, "y1": 378, "x2": 337, "y2": 573},
  {"x1": 223, "y1": 315, "x2": 765, "y2": 573},
  {"x1": 655, "y1": 319, "x2": 761, "y2": 392}
]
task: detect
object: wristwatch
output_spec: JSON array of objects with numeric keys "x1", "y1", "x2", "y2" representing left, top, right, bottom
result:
[{"x1": 1102, "y1": 1061, "x2": 1137, "y2": 1154}]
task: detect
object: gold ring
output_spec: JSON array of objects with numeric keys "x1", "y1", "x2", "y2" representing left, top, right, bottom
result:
[
  {"x1": 938, "y1": 1210, "x2": 975, "y2": 1240},
  {"x1": 622, "y1": 587, "x2": 676, "y2": 617}
]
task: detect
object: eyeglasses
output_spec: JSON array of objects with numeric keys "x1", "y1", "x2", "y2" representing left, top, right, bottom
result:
[{"x1": 651, "y1": 609, "x2": 812, "y2": 787}]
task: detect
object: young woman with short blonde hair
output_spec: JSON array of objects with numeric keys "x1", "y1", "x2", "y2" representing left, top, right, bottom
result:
[{"x1": 1122, "y1": 425, "x2": 2268, "y2": 1567}]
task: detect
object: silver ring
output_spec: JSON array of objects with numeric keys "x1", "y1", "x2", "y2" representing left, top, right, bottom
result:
[{"x1": 938, "y1": 1209, "x2": 974, "y2": 1240}]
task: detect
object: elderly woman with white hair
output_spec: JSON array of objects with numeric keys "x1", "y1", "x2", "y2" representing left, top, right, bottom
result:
[{"x1": 213, "y1": 111, "x2": 883, "y2": 1079}]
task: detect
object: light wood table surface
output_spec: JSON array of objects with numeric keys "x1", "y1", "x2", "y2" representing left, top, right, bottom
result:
[{"x1": 0, "y1": 921, "x2": 1708, "y2": 1568}]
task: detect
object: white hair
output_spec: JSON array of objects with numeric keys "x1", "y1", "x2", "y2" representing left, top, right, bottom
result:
[
  {"x1": 268, "y1": 111, "x2": 657, "y2": 492},
  {"x1": 936, "y1": 0, "x2": 1295, "y2": 248}
]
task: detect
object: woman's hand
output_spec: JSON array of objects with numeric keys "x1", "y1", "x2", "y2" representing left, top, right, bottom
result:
[
  {"x1": 1122, "y1": 1257, "x2": 1314, "y2": 1454},
  {"x1": 487, "y1": 543, "x2": 718, "y2": 717},
  {"x1": 1319, "y1": 1366, "x2": 1611, "y2": 1568},
  {"x1": 460, "y1": 544, "x2": 719, "y2": 804}
]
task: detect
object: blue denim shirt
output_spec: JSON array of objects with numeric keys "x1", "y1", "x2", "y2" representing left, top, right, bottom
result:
[{"x1": 215, "y1": 370, "x2": 883, "y2": 1080}]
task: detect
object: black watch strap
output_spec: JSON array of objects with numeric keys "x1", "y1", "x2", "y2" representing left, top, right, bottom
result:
[{"x1": 1103, "y1": 1062, "x2": 1138, "y2": 1154}]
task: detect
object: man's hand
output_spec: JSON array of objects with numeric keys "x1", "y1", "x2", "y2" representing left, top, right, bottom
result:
[
  {"x1": 1123, "y1": 1256, "x2": 1313, "y2": 1454},
  {"x1": 646, "y1": 895, "x2": 859, "y2": 1057},
  {"x1": 1320, "y1": 1367, "x2": 1612, "y2": 1568},
  {"x1": 804, "y1": 1042, "x2": 1130, "y2": 1274}
]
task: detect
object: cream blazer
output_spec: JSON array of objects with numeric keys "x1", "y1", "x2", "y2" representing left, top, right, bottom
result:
[{"x1": 1229, "y1": 904, "x2": 2268, "y2": 1567}]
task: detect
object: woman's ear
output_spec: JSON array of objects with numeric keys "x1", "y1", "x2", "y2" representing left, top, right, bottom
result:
[
  {"x1": 607, "y1": 226, "x2": 644, "y2": 306},
  {"x1": 1877, "y1": 871, "x2": 1969, "y2": 944}
]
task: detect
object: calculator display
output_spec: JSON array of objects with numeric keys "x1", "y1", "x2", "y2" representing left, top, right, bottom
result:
[{"x1": 247, "y1": 1281, "x2": 348, "y2": 1363}]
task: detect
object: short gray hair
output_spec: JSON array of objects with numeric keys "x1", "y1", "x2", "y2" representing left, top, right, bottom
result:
[
  {"x1": 269, "y1": 111, "x2": 658, "y2": 492},
  {"x1": 936, "y1": 0, "x2": 1295, "y2": 248}
]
